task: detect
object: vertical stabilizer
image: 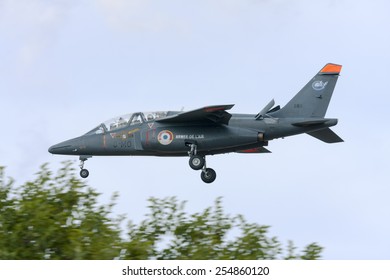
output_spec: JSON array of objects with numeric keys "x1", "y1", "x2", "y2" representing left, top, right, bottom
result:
[{"x1": 274, "y1": 63, "x2": 342, "y2": 118}]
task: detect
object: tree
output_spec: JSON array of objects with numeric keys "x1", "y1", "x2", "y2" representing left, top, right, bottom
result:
[
  {"x1": 123, "y1": 197, "x2": 322, "y2": 260},
  {"x1": 0, "y1": 162, "x2": 323, "y2": 260},
  {"x1": 0, "y1": 163, "x2": 123, "y2": 259}
]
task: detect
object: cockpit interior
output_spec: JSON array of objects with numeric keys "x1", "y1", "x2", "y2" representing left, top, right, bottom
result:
[{"x1": 85, "y1": 111, "x2": 171, "y2": 135}]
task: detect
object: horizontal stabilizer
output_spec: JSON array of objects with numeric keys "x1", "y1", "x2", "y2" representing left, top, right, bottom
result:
[
  {"x1": 306, "y1": 128, "x2": 343, "y2": 143},
  {"x1": 236, "y1": 147, "x2": 271, "y2": 153},
  {"x1": 292, "y1": 119, "x2": 327, "y2": 127}
]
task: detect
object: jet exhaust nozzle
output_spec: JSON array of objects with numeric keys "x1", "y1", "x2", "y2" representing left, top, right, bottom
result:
[{"x1": 257, "y1": 132, "x2": 265, "y2": 142}]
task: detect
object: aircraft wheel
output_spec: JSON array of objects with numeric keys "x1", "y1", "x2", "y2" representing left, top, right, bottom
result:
[
  {"x1": 201, "y1": 168, "x2": 216, "y2": 184},
  {"x1": 189, "y1": 155, "x2": 205, "y2": 170},
  {"x1": 80, "y1": 169, "x2": 89, "y2": 178}
]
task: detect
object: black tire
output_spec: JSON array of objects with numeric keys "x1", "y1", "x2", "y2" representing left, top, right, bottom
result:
[
  {"x1": 201, "y1": 168, "x2": 216, "y2": 184},
  {"x1": 80, "y1": 169, "x2": 89, "y2": 178},
  {"x1": 189, "y1": 155, "x2": 205, "y2": 170}
]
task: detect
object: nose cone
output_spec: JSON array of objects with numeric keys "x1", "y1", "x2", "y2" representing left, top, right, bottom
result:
[{"x1": 48, "y1": 137, "x2": 83, "y2": 155}]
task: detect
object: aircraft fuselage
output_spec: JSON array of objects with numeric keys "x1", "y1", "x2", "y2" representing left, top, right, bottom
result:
[{"x1": 49, "y1": 63, "x2": 343, "y2": 183}]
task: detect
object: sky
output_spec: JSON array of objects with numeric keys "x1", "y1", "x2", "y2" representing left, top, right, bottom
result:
[{"x1": 1, "y1": 0, "x2": 390, "y2": 259}]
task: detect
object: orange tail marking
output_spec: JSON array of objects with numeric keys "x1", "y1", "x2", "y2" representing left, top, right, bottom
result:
[{"x1": 320, "y1": 63, "x2": 342, "y2": 74}]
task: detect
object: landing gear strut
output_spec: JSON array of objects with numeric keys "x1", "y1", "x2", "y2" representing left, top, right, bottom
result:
[
  {"x1": 79, "y1": 156, "x2": 91, "y2": 178},
  {"x1": 187, "y1": 143, "x2": 216, "y2": 183}
]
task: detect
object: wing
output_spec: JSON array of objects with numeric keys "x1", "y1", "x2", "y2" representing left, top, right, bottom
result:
[{"x1": 156, "y1": 104, "x2": 234, "y2": 125}]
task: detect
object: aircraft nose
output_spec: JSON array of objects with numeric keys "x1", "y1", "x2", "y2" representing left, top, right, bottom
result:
[
  {"x1": 48, "y1": 143, "x2": 69, "y2": 154},
  {"x1": 48, "y1": 138, "x2": 83, "y2": 155}
]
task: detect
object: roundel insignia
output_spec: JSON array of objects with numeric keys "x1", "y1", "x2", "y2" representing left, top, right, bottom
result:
[
  {"x1": 158, "y1": 130, "x2": 174, "y2": 145},
  {"x1": 312, "y1": 80, "x2": 328, "y2": 91}
]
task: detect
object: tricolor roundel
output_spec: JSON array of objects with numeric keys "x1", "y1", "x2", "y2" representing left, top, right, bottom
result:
[{"x1": 158, "y1": 130, "x2": 174, "y2": 145}]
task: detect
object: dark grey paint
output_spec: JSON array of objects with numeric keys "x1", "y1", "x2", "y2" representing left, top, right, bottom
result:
[{"x1": 49, "y1": 63, "x2": 343, "y2": 182}]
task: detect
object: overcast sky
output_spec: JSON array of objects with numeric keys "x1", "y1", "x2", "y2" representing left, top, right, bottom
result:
[{"x1": 1, "y1": 0, "x2": 389, "y2": 259}]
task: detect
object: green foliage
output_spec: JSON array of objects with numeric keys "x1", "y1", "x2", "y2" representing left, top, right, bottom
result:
[
  {"x1": 122, "y1": 197, "x2": 323, "y2": 260},
  {"x1": 0, "y1": 163, "x2": 123, "y2": 259},
  {"x1": 0, "y1": 163, "x2": 323, "y2": 260}
]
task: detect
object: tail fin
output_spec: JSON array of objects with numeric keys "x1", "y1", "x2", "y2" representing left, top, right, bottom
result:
[{"x1": 274, "y1": 63, "x2": 342, "y2": 118}]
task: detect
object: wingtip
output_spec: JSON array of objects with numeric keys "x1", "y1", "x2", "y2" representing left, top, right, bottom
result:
[{"x1": 320, "y1": 63, "x2": 342, "y2": 74}]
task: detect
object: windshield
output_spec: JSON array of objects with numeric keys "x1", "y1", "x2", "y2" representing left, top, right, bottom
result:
[{"x1": 85, "y1": 111, "x2": 169, "y2": 135}]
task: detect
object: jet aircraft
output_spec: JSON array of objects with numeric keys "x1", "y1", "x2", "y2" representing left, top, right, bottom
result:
[{"x1": 49, "y1": 63, "x2": 343, "y2": 183}]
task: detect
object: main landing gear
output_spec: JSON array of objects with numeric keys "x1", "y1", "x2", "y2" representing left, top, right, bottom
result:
[
  {"x1": 79, "y1": 156, "x2": 91, "y2": 178},
  {"x1": 188, "y1": 143, "x2": 216, "y2": 184}
]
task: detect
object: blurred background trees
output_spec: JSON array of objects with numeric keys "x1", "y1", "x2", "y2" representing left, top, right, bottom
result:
[{"x1": 0, "y1": 163, "x2": 322, "y2": 260}]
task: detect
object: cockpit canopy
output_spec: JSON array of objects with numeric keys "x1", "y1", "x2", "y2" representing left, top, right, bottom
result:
[{"x1": 85, "y1": 111, "x2": 171, "y2": 135}]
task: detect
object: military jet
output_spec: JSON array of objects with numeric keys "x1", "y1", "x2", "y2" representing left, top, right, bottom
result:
[{"x1": 49, "y1": 63, "x2": 343, "y2": 183}]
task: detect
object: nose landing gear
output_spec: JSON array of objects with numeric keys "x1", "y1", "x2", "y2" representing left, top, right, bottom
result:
[
  {"x1": 187, "y1": 143, "x2": 216, "y2": 183},
  {"x1": 79, "y1": 156, "x2": 92, "y2": 178},
  {"x1": 80, "y1": 168, "x2": 89, "y2": 178}
]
